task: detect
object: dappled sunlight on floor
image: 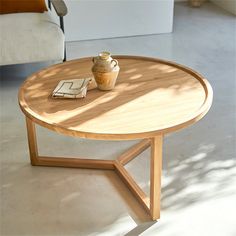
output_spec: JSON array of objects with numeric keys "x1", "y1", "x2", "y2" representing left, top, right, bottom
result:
[{"x1": 161, "y1": 143, "x2": 236, "y2": 211}]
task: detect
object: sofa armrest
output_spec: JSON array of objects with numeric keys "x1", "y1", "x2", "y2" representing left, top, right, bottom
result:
[
  {"x1": 50, "y1": 0, "x2": 68, "y2": 17},
  {"x1": 49, "y1": 0, "x2": 67, "y2": 61}
]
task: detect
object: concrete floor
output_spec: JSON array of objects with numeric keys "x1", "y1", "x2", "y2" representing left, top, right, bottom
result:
[{"x1": 1, "y1": 2, "x2": 236, "y2": 236}]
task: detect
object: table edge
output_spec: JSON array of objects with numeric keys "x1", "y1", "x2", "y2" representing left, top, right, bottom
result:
[{"x1": 18, "y1": 55, "x2": 213, "y2": 140}]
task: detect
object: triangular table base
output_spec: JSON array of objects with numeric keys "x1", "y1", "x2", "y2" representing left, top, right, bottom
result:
[{"x1": 26, "y1": 117, "x2": 163, "y2": 221}]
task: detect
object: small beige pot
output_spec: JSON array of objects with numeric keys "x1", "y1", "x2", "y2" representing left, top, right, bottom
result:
[
  {"x1": 92, "y1": 70, "x2": 119, "y2": 91},
  {"x1": 92, "y1": 52, "x2": 120, "y2": 91}
]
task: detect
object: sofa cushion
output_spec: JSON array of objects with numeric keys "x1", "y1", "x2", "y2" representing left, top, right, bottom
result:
[
  {"x1": 0, "y1": 0, "x2": 47, "y2": 14},
  {"x1": 0, "y1": 12, "x2": 65, "y2": 65}
]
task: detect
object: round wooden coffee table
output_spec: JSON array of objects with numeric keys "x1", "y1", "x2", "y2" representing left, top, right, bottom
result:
[{"x1": 18, "y1": 56, "x2": 213, "y2": 220}]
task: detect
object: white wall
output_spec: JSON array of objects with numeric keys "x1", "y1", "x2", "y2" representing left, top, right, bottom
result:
[
  {"x1": 64, "y1": 0, "x2": 174, "y2": 42},
  {"x1": 209, "y1": 0, "x2": 236, "y2": 15}
]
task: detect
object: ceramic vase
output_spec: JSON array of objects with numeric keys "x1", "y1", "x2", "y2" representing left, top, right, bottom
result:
[{"x1": 92, "y1": 52, "x2": 120, "y2": 91}]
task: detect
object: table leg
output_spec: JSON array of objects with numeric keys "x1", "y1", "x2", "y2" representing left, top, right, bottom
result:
[
  {"x1": 24, "y1": 117, "x2": 163, "y2": 220},
  {"x1": 25, "y1": 117, "x2": 38, "y2": 165},
  {"x1": 24, "y1": 117, "x2": 114, "y2": 169},
  {"x1": 150, "y1": 135, "x2": 163, "y2": 220},
  {"x1": 115, "y1": 136, "x2": 163, "y2": 221}
]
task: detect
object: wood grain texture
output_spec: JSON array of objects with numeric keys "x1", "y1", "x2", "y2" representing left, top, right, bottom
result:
[
  {"x1": 114, "y1": 160, "x2": 150, "y2": 213},
  {"x1": 150, "y1": 135, "x2": 163, "y2": 220},
  {"x1": 37, "y1": 156, "x2": 114, "y2": 169},
  {"x1": 25, "y1": 117, "x2": 38, "y2": 165},
  {"x1": 19, "y1": 56, "x2": 213, "y2": 140},
  {"x1": 117, "y1": 139, "x2": 150, "y2": 165}
]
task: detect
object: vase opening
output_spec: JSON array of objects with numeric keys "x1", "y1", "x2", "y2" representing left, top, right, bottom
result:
[{"x1": 99, "y1": 51, "x2": 111, "y2": 60}]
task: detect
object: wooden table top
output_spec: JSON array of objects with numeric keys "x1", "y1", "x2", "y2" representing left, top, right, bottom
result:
[{"x1": 19, "y1": 56, "x2": 213, "y2": 140}]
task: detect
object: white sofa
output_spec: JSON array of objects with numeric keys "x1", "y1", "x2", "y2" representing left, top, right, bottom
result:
[{"x1": 0, "y1": 0, "x2": 67, "y2": 66}]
